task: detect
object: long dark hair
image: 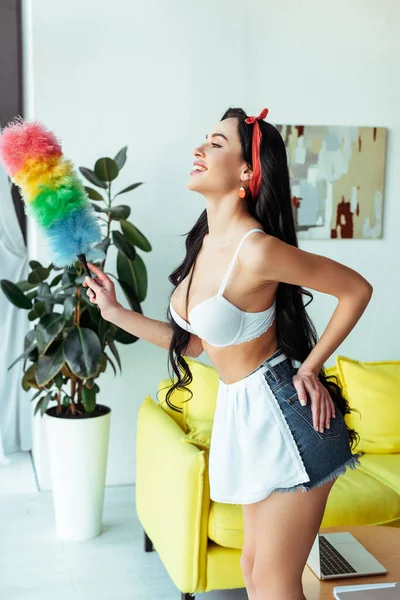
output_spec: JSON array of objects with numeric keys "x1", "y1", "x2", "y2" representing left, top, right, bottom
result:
[{"x1": 162, "y1": 107, "x2": 360, "y2": 451}]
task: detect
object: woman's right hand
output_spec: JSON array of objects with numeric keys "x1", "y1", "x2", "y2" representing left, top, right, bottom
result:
[{"x1": 82, "y1": 262, "x2": 121, "y2": 320}]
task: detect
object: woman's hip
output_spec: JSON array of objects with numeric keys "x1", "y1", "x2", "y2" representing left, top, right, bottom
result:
[{"x1": 213, "y1": 347, "x2": 358, "y2": 479}]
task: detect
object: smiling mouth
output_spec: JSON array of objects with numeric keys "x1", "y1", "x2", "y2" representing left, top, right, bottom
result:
[{"x1": 190, "y1": 167, "x2": 208, "y2": 176}]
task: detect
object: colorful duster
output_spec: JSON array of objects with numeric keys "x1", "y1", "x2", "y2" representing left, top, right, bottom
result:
[{"x1": 0, "y1": 118, "x2": 104, "y2": 270}]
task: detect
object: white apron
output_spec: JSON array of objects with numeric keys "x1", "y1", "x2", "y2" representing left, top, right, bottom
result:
[{"x1": 208, "y1": 352, "x2": 310, "y2": 504}]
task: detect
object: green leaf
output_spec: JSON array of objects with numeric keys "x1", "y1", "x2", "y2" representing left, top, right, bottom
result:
[
  {"x1": 97, "y1": 318, "x2": 110, "y2": 346},
  {"x1": 63, "y1": 327, "x2": 102, "y2": 379},
  {"x1": 85, "y1": 377, "x2": 95, "y2": 389},
  {"x1": 94, "y1": 157, "x2": 119, "y2": 182},
  {"x1": 107, "y1": 339, "x2": 122, "y2": 372},
  {"x1": 75, "y1": 274, "x2": 86, "y2": 285},
  {"x1": 109, "y1": 205, "x2": 130, "y2": 219},
  {"x1": 114, "y1": 182, "x2": 143, "y2": 198},
  {"x1": 94, "y1": 237, "x2": 110, "y2": 253},
  {"x1": 36, "y1": 345, "x2": 65, "y2": 386},
  {"x1": 117, "y1": 249, "x2": 147, "y2": 302},
  {"x1": 49, "y1": 273, "x2": 63, "y2": 287},
  {"x1": 82, "y1": 384, "x2": 97, "y2": 413},
  {"x1": 28, "y1": 301, "x2": 49, "y2": 322},
  {"x1": 30, "y1": 389, "x2": 43, "y2": 403},
  {"x1": 79, "y1": 166, "x2": 107, "y2": 189},
  {"x1": 106, "y1": 323, "x2": 118, "y2": 337},
  {"x1": 22, "y1": 364, "x2": 40, "y2": 391},
  {"x1": 91, "y1": 204, "x2": 130, "y2": 219},
  {"x1": 112, "y1": 231, "x2": 136, "y2": 260},
  {"x1": 79, "y1": 285, "x2": 93, "y2": 306},
  {"x1": 26, "y1": 290, "x2": 38, "y2": 301},
  {"x1": 37, "y1": 280, "x2": 73, "y2": 305},
  {"x1": 117, "y1": 252, "x2": 139, "y2": 300},
  {"x1": 7, "y1": 330, "x2": 37, "y2": 371},
  {"x1": 114, "y1": 146, "x2": 127, "y2": 170},
  {"x1": 41, "y1": 391, "x2": 53, "y2": 416},
  {"x1": 53, "y1": 291, "x2": 74, "y2": 304},
  {"x1": 33, "y1": 396, "x2": 44, "y2": 416},
  {"x1": 24, "y1": 330, "x2": 37, "y2": 355},
  {"x1": 113, "y1": 327, "x2": 138, "y2": 344},
  {"x1": 63, "y1": 295, "x2": 78, "y2": 320},
  {"x1": 53, "y1": 372, "x2": 64, "y2": 388},
  {"x1": 86, "y1": 303, "x2": 102, "y2": 327},
  {"x1": 120, "y1": 220, "x2": 152, "y2": 251},
  {"x1": 99, "y1": 352, "x2": 107, "y2": 373},
  {"x1": 62, "y1": 267, "x2": 77, "y2": 286},
  {"x1": 7, "y1": 352, "x2": 29, "y2": 371},
  {"x1": 85, "y1": 379, "x2": 100, "y2": 393},
  {"x1": 28, "y1": 267, "x2": 50, "y2": 284},
  {"x1": 1, "y1": 279, "x2": 32, "y2": 309},
  {"x1": 29, "y1": 260, "x2": 43, "y2": 269},
  {"x1": 36, "y1": 314, "x2": 65, "y2": 355},
  {"x1": 34, "y1": 391, "x2": 53, "y2": 417},
  {"x1": 90, "y1": 202, "x2": 103, "y2": 213},
  {"x1": 119, "y1": 280, "x2": 142, "y2": 312},
  {"x1": 131, "y1": 253, "x2": 147, "y2": 302},
  {"x1": 37, "y1": 282, "x2": 53, "y2": 299},
  {"x1": 105, "y1": 352, "x2": 117, "y2": 376},
  {"x1": 84, "y1": 186, "x2": 105, "y2": 201},
  {"x1": 17, "y1": 279, "x2": 39, "y2": 292}
]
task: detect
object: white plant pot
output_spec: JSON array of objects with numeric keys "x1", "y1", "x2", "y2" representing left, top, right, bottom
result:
[{"x1": 44, "y1": 404, "x2": 111, "y2": 541}]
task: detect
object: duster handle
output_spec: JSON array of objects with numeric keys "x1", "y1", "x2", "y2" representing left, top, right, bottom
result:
[
  {"x1": 77, "y1": 253, "x2": 90, "y2": 277},
  {"x1": 77, "y1": 253, "x2": 100, "y2": 311}
]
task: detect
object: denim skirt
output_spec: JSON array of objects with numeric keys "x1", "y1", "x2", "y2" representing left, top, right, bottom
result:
[{"x1": 208, "y1": 347, "x2": 361, "y2": 504}]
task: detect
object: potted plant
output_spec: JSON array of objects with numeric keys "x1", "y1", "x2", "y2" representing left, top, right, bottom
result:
[{"x1": 1, "y1": 146, "x2": 151, "y2": 540}]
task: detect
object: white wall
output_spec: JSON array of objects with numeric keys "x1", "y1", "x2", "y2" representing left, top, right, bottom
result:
[{"x1": 21, "y1": 0, "x2": 399, "y2": 487}]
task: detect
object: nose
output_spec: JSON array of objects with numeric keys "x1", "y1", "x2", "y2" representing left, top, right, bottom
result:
[{"x1": 193, "y1": 143, "x2": 206, "y2": 158}]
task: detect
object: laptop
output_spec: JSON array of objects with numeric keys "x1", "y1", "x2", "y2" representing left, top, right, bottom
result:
[
  {"x1": 306, "y1": 532, "x2": 388, "y2": 580},
  {"x1": 334, "y1": 582, "x2": 400, "y2": 599}
]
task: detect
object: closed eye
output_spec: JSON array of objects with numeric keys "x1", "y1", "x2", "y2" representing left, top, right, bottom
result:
[{"x1": 211, "y1": 143, "x2": 222, "y2": 148}]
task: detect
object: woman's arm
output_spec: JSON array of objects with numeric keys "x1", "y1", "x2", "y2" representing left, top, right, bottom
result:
[
  {"x1": 240, "y1": 235, "x2": 373, "y2": 374},
  {"x1": 105, "y1": 305, "x2": 203, "y2": 357},
  {"x1": 83, "y1": 262, "x2": 203, "y2": 358}
]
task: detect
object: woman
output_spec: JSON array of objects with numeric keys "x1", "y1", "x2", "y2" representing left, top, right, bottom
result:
[{"x1": 83, "y1": 107, "x2": 372, "y2": 600}]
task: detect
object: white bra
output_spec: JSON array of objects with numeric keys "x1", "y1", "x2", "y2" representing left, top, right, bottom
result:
[{"x1": 169, "y1": 228, "x2": 276, "y2": 347}]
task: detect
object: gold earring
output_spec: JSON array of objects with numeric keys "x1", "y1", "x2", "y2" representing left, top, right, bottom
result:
[{"x1": 239, "y1": 182, "x2": 246, "y2": 199}]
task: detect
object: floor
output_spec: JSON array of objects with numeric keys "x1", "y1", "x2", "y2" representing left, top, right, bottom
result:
[{"x1": 0, "y1": 452, "x2": 247, "y2": 600}]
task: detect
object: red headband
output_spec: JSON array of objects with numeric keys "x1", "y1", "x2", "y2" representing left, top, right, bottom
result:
[{"x1": 245, "y1": 107, "x2": 269, "y2": 198}]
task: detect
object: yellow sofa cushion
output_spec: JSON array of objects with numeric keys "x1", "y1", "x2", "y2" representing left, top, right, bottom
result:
[
  {"x1": 156, "y1": 377, "x2": 189, "y2": 433},
  {"x1": 182, "y1": 418, "x2": 213, "y2": 450},
  {"x1": 156, "y1": 357, "x2": 218, "y2": 448},
  {"x1": 179, "y1": 357, "x2": 218, "y2": 449},
  {"x1": 357, "y1": 453, "x2": 400, "y2": 495},
  {"x1": 322, "y1": 456, "x2": 400, "y2": 527},
  {"x1": 336, "y1": 356, "x2": 400, "y2": 453},
  {"x1": 325, "y1": 364, "x2": 338, "y2": 379},
  {"x1": 182, "y1": 357, "x2": 219, "y2": 422}
]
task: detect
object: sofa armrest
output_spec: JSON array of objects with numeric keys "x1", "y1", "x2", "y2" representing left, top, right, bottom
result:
[{"x1": 136, "y1": 395, "x2": 210, "y2": 593}]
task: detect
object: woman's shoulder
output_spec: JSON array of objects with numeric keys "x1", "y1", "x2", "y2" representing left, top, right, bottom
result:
[{"x1": 238, "y1": 227, "x2": 276, "y2": 270}]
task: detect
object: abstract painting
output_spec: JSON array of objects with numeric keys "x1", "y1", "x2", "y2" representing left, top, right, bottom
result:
[{"x1": 274, "y1": 125, "x2": 387, "y2": 239}]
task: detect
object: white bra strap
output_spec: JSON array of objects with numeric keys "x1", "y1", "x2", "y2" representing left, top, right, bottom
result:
[{"x1": 217, "y1": 228, "x2": 265, "y2": 295}]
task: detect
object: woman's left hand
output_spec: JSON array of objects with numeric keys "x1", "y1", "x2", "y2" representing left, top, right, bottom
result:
[{"x1": 292, "y1": 368, "x2": 336, "y2": 433}]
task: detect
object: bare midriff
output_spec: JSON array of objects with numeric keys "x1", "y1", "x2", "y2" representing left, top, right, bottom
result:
[{"x1": 202, "y1": 317, "x2": 279, "y2": 385}]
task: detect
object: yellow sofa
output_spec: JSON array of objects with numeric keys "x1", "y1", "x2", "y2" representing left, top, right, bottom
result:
[{"x1": 136, "y1": 355, "x2": 400, "y2": 599}]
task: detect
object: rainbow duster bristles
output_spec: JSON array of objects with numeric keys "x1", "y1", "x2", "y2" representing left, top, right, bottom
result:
[{"x1": 0, "y1": 118, "x2": 104, "y2": 268}]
